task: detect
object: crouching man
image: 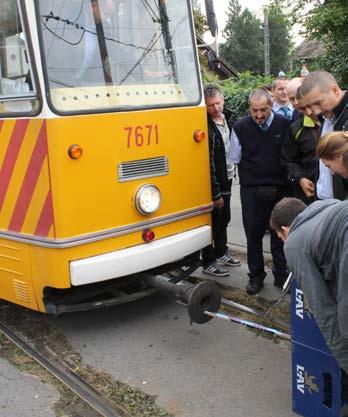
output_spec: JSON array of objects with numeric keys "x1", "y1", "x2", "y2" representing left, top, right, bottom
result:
[{"x1": 270, "y1": 197, "x2": 348, "y2": 416}]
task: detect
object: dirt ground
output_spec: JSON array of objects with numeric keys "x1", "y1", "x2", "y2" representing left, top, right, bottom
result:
[
  {"x1": 0, "y1": 280, "x2": 290, "y2": 417},
  {"x1": 0, "y1": 304, "x2": 173, "y2": 417}
]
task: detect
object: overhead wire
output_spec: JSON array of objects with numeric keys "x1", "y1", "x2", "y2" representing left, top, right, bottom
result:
[
  {"x1": 41, "y1": 2, "x2": 180, "y2": 85},
  {"x1": 42, "y1": 12, "x2": 165, "y2": 52},
  {"x1": 119, "y1": 29, "x2": 163, "y2": 84},
  {"x1": 46, "y1": 0, "x2": 69, "y2": 57}
]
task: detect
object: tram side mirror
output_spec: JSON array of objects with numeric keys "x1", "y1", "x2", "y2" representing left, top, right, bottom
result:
[{"x1": 204, "y1": 0, "x2": 218, "y2": 37}]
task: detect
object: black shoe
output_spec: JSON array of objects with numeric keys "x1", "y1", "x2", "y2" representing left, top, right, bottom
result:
[
  {"x1": 202, "y1": 264, "x2": 230, "y2": 277},
  {"x1": 217, "y1": 254, "x2": 241, "y2": 267},
  {"x1": 246, "y1": 280, "x2": 264, "y2": 295},
  {"x1": 273, "y1": 277, "x2": 286, "y2": 289},
  {"x1": 340, "y1": 404, "x2": 348, "y2": 417}
]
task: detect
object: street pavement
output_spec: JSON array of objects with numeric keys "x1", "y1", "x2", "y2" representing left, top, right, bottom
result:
[
  {"x1": 49, "y1": 292, "x2": 294, "y2": 417},
  {"x1": 0, "y1": 357, "x2": 58, "y2": 417},
  {"x1": 0, "y1": 184, "x2": 295, "y2": 417}
]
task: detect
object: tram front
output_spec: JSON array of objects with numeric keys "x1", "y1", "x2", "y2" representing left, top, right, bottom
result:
[{"x1": 0, "y1": 0, "x2": 218, "y2": 320}]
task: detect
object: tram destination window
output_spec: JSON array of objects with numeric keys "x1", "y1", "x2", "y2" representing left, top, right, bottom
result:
[
  {"x1": 37, "y1": 0, "x2": 201, "y2": 113},
  {"x1": 0, "y1": 0, "x2": 38, "y2": 114}
]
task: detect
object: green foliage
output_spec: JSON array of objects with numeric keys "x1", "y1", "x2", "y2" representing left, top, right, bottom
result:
[
  {"x1": 220, "y1": 0, "x2": 264, "y2": 74},
  {"x1": 305, "y1": 0, "x2": 347, "y2": 44},
  {"x1": 220, "y1": 0, "x2": 292, "y2": 76},
  {"x1": 267, "y1": 4, "x2": 293, "y2": 74},
  {"x1": 192, "y1": 0, "x2": 208, "y2": 37},
  {"x1": 276, "y1": 0, "x2": 348, "y2": 85},
  {"x1": 201, "y1": 70, "x2": 220, "y2": 84},
  {"x1": 305, "y1": 0, "x2": 348, "y2": 86},
  {"x1": 215, "y1": 72, "x2": 274, "y2": 123},
  {"x1": 303, "y1": 43, "x2": 348, "y2": 87}
]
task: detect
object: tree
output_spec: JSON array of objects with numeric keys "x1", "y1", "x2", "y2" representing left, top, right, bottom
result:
[
  {"x1": 220, "y1": 0, "x2": 292, "y2": 75},
  {"x1": 220, "y1": 0, "x2": 264, "y2": 74},
  {"x1": 278, "y1": 0, "x2": 348, "y2": 85},
  {"x1": 267, "y1": 4, "x2": 292, "y2": 74},
  {"x1": 305, "y1": 0, "x2": 348, "y2": 85},
  {"x1": 220, "y1": 72, "x2": 274, "y2": 123},
  {"x1": 192, "y1": 0, "x2": 208, "y2": 37}
]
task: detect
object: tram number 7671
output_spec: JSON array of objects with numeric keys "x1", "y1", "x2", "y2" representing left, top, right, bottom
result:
[{"x1": 125, "y1": 124, "x2": 159, "y2": 148}]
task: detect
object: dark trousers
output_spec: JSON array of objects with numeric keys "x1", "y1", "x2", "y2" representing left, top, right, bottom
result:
[
  {"x1": 342, "y1": 370, "x2": 348, "y2": 403},
  {"x1": 202, "y1": 183, "x2": 232, "y2": 268},
  {"x1": 240, "y1": 186, "x2": 289, "y2": 282}
]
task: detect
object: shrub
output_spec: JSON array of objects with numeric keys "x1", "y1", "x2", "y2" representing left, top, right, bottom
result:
[{"x1": 207, "y1": 72, "x2": 274, "y2": 124}]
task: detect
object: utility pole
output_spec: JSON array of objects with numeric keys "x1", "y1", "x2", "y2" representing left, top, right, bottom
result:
[{"x1": 263, "y1": 9, "x2": 270, "y2": 76}]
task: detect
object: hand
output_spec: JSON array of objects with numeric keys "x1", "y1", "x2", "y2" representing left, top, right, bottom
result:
[
  {"x1": 213, "y1": 197, "x2": 224, "y2": 209},
  {"x1": 299, "y1": 178, "x2": 315, "y2": 198}
]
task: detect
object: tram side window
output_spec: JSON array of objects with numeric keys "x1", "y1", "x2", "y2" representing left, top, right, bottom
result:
[{"x1": 0, "y1": 1, "x2": 38, "y2": 114}]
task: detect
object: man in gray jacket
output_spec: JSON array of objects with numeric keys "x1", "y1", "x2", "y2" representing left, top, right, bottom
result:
[{"x1": 270, "y1": 197, "x2": 348, "y2": 415}]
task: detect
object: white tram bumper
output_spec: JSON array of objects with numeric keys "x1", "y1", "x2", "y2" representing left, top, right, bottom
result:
[{"x1": 70, "y1": 226, "x2": 211, "y2": 286}]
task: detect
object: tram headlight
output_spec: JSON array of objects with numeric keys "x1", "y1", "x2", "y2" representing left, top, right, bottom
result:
[{"x1": 135, "y1": 185, "x2": 161, "y2": 215}]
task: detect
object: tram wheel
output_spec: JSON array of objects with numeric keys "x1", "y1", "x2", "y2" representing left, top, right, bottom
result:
[{"x1": 187, "y1": 281, "x2": 221, "y2": 324}]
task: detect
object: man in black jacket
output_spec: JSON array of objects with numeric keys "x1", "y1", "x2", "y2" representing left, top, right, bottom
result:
[
  {"x1": 281, "y1": 91, "x2": 322, "y2": 204},
  {"x1": 230, "y1": 88, "x2": 291, "y2": 294},
  {"x1": 299, "y1": 70, "x2": 348, "y2": 200},
  {"x1": 201, "y1": 84, "x2": 240, "y2": 277}
]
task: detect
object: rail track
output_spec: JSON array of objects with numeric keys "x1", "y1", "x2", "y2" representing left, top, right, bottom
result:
[
  {"x1": 0, "y1": 286, "x2": 290, "y2": 416},
  {"x1": 0, "y1": 318, "x2": 130, "y2": 417},
  {"x1": 220, "y1": 296, "x2": 290, "y2": 332}
]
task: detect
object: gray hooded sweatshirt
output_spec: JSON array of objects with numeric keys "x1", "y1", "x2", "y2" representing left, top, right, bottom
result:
[{"x1": 285, "y1": 199, "x2": 348, "y2": 371}]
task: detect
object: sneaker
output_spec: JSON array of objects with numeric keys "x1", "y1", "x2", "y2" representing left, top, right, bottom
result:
[
  {"x1": 202, "y1": 264, "x2": 230, "y2": 277},
  {"x1": 217, "y1": 254, "x2": 241, "y2": 267}
]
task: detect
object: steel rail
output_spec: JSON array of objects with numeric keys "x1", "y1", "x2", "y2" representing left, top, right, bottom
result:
[
  {"x1": 0, "y1": 320, "x2": 129, "y2": 417},
  {"x1": 220, "y1": 297, "x2": 290, "y2": 332},
  {"x1": 204, "y1": 310, "x2": 291, "y2": 340}
]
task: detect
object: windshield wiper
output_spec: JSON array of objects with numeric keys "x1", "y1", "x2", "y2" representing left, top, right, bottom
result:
[
  {"x1": 91, "y1": 0, "x2": 113, "y2": 85},
  {"x1": 159, "y1": 0, "x2": 178, "y2": 83}
]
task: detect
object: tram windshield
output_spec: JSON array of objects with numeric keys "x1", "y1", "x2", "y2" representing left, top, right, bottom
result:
[{"x1": 37, "y1": 0, "x2": 201, "y2": 113}]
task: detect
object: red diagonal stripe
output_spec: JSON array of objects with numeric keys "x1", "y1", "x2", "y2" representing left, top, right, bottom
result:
[
  {"x1": 0, "y1": 119, "x2": 30, "y2": 211},
  {"x1": 34, "y1": 189, "x2": 54, "y2": 237},
  {"x1": 9, "y1": 121, "x2": 47, "y2": 232}
]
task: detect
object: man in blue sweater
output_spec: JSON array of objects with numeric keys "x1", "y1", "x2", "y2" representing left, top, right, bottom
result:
[{"x1": 229, "y1": 88, "x2": 291, "y2": 294}]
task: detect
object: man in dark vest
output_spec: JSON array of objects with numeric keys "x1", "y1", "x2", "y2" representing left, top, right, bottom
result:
[{"x1": 229, "y1": 88, "x2": 291, "y2": 294}]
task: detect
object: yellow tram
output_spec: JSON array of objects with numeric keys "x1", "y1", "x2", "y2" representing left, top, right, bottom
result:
[{"x1": 0, "y1": 0, "x2": 215, "y2": 317}]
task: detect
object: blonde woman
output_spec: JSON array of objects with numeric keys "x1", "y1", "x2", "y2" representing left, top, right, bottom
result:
[{"x1": 317, "y1": 131, "x2": 348, "y2": 178}]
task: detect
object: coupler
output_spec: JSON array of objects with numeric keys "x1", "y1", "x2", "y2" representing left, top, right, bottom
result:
[{"x1": 144, "y1": 274, "x2": 221, "y2": 324}]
